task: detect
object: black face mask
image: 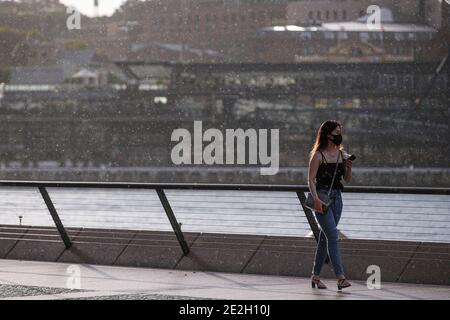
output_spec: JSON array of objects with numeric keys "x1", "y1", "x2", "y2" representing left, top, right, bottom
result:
[{"x1": 329, "y1": 134, "x2": 343, "y2": 145}]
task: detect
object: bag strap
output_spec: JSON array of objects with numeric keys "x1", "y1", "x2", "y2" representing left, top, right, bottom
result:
[
  {"x1": 327, "y1": 151, "x2": 341, "y2": 197},
  {"x1": 319, "y1": 151, "x2": 327, "y2": 164}
]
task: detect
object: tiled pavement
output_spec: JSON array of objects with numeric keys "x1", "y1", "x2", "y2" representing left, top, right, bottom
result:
[{"x1": 0, "y1": 259, "x2": 449, "y2": 300}]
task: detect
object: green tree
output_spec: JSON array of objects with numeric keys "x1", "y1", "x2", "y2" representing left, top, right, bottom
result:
[{"x1": 0, "y1": 27, "x2": 39, "y2": 67}]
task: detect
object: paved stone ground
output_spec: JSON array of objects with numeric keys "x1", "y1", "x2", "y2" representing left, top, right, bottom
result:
[
  {"x1": 0, "y1": 284, "x2": 84, "y2": 299},
  {"x1": 0, "y1": 260, "x2": 449, "y2": 300},
  {"x1": 65, "y1": 293, "x2": 210, "y2": 300},
  {"x1": 0, "y1": 284, "x2": 210, "y2": 300}
]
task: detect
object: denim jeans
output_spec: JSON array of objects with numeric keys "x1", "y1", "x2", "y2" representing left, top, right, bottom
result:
[{"x1": 312, "y1": 189, "x2": 344, "y2": 277}]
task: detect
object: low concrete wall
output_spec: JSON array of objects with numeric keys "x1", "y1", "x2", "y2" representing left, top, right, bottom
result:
[{"x1": 1, "y1": 225, "x2": 449, "y2": 286}]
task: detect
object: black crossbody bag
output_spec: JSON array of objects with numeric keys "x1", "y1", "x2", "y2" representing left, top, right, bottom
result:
[{"x1": 305, "y1": 151, "x2": 342, "y2": 213}]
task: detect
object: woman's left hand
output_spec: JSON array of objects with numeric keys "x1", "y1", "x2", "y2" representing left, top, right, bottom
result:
[{"x1": 344, "y1": 159, "x2": 353, "y2": 171}]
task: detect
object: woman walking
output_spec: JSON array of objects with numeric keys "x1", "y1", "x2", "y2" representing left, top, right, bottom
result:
[{"x1": 308, "y1": 120, "x2": 353, "y2": 291}]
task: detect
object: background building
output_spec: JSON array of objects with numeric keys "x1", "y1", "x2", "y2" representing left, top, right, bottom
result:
[
  {"x1": 287, "y1": 0, "x2": 445, "y2": 29},
  {"x1": 256, "y1": 8, "x2": 439, "y2": 63},
  {"x1": 105, "y1": 0, "x2": 447, "y2": 63}
]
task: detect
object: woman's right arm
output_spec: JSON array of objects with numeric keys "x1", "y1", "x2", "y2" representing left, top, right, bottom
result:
[{"x1": 308, "y1": 152, "x2": 326, "y2": 213}]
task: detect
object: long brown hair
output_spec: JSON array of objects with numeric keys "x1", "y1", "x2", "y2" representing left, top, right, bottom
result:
[{"x1": 309, "y1": 120, "x2": 344, "y2": 160}]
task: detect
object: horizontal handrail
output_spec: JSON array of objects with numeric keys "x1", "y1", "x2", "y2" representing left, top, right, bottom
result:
[{"x1": 1, "y1": 180, "x2": 449, "y2": 195}]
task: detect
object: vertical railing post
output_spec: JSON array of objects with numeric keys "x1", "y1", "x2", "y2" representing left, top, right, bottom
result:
[
  {"x1": 296, "y1": 191, "x2": 330, "y2": 264},
  {"x1": 39, "y1": 186, "x2": 72, "y2": 249},
  {"x1": 156, "y1": 189, "x2": 190, "y2": 255}
]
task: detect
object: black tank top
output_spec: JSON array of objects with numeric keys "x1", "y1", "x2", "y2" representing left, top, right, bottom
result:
[{"x1": 316, "y1": 150, "x2": 345, "y2": 190}]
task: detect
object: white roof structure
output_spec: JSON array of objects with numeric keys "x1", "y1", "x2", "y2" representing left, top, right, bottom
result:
[
  {"x1": 264, "y1": 22, "x2": 437, "y2": 33},
  {"x1": 262, "y1": 8, "x2": 437, "y2": 34},
  {"x1": 71, "y1": 69, "x2": 98, "y2": 79}
]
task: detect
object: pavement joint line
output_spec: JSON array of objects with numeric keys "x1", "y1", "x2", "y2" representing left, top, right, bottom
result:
[
  {"x1": 55, "y1": 228, "x2": 83, "y2": 262},
  {"x1": 111, "y1": 231, "x2": 138, "y2": 266},
  {"x1": 174, "y1": 232, "x2": 201, "y2": 269},
  {"x1": 3, "y1": 228, "x2": 27, "y2": 259},
  {"x1": 240, "y1": 235, "x2": 267, "y2": 273},
  {"x1": 396, "y1": 241, "x2": 422, "y2": 282}
]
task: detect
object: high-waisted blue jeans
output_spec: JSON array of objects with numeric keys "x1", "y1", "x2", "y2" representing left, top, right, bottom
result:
[{"x1": 312, "y1": 189, "x2": 344, "y2": 277}]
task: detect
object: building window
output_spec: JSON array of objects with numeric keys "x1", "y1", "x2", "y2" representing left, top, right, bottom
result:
[
  {"x1": 300, "y1": 32, "x2": 312, "y2": 40},
  {"x1": 360, "y1": 32, "x2": 370, "y2": 41},
  {"x1": 371, "y1": 32, "x2": 383, "y2": 40},
  {"x1": 317, "y1": 11, "x2": 321, "y2": 20},
  {"x1": 324, "y1": 31, "x2": 335, "y2": 39},
  {"x1": 342, "y1": 10, "x2": 347, "y2": 20},
  {"x1": 308, "y1": 11, "x2": 313, "y2": 20},
  {"x1": 326, "y1": 11, "x2": 330, "y2": 20},
  {"x1": 334, "y1": 11, "x2": 338, "y2": 20},
  {"x1": 338, "y1": 32, "x2": 348, "y2": 40},
  {"x1": 303, "y1": 46, "x2": 314, "y2": 56},
  {"x1": 394, "y1": 32, "x2": 405, "y2": 41}
]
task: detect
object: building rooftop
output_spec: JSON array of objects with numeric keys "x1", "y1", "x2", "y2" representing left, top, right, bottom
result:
[
  {"x1": 10, "y1": 66, "x2": 65, "y2": 86},
  {"x1": 131, "y1": 42, "x2": 222, "y2": 57},
  {"x1": 262, "y1": 7, "x2": 437, "y2": 34},
  {"x1": 262, "y1": 22, "x2": 437, "y2": 33}
]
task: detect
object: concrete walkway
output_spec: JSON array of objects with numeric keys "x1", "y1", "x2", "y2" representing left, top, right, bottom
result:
[{"x1": 0, "y1": 259, "x2": 449, "y2": 300}]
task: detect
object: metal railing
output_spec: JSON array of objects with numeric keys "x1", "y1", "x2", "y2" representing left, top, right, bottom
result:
[{"x1": 0, "y1": 180, "x2": 449, "y2": 256}]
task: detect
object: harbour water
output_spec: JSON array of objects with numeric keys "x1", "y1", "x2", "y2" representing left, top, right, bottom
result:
[{"x1": 0, "y1": 187, "x2": 449, "y2": 244}]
